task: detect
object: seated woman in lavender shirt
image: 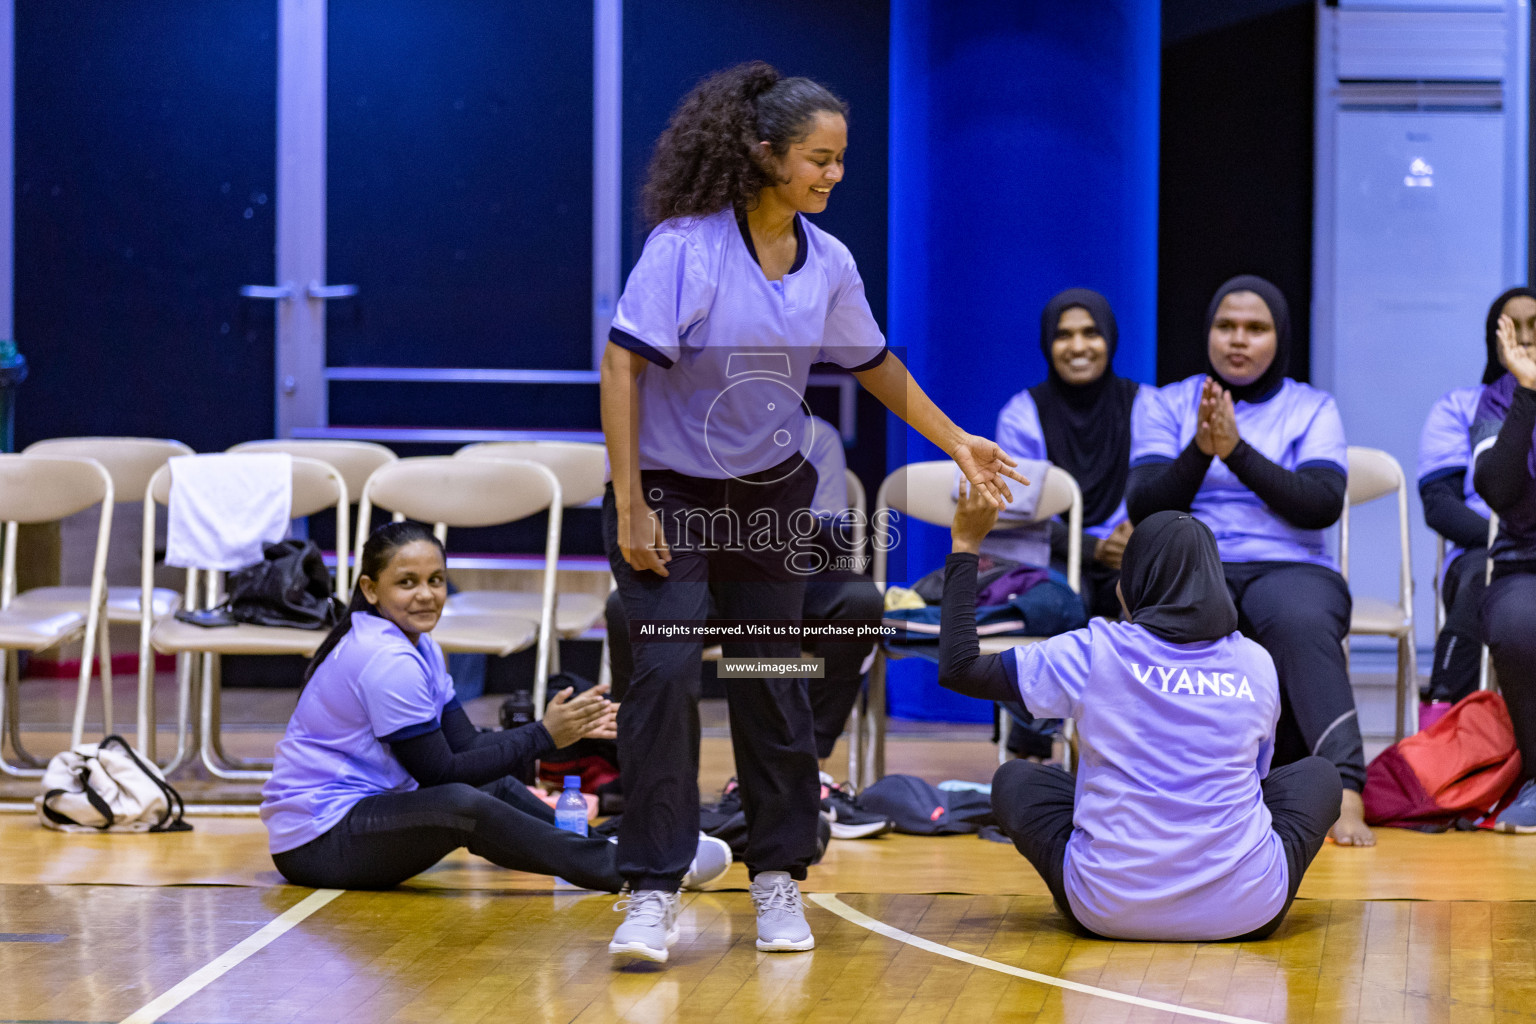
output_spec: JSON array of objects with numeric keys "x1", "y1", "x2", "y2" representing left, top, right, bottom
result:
[
  {"x1": 940, "y1": 495, "x2": 1341, "y2": 941},
  {"x1": 1124, "y1": 276, "x2": 1371, "y2": 847},
  {"x1": 261, "y1": 521, "x2": 729, "y2": 891},
  {"x1": 1470, "y1": 305, "x2": 1536, "y2": 831}
]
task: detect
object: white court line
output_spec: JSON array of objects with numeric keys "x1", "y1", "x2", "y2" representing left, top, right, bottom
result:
[
  {"x1": 118, "y1": 888, "x2": 342, "y2": 1024},
  {"x1": 809, "y1": 893, "x2": 1270, "y2": 1024}
]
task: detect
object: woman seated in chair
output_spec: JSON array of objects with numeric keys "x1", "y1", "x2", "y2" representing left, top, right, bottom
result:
[
  {"x1": 1417, "y1": 288, "x2": 1532, "y2": 722},
  {"x1": 1471, "y1": 303, "x2": 1536, "y2": 832},
  {"x1": 992, "y1": 288, "x2": 1141, "y2": 620},
  {"x1": 261, "y1": 521, "x2": 729, "y2": 890},
  {"x1": 939, "y1": 492, "x2": 1341, "y2": 941},
  {"x1": 1124, "y1": 275, "x2": 1371, "y2": 846}
]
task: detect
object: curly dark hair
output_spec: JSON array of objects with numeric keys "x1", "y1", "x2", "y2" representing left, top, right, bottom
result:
[{"x1": 642, "y1": 61, "x2": 849, "y2": 225}]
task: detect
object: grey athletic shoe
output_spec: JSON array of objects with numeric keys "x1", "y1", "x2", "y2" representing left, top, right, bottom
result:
[
  {"x1": 606, "y1": 833, "x2": 733, "y2": 891},
  {"x1": 609, "y1": 890, "x2": 680, "y2": 963},
  {"x1": 681, "y1": 835, "x2": 733, "y2": 890},
  {"x1": 1495, "y1": 779, "x2": 1536, "y2": 833},
  {"x1": 750, "y1": 871, "x2": 815, "y2": 951}
]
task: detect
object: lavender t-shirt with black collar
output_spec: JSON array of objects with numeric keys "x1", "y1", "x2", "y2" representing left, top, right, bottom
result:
[
  {"x1": 608, "y1": 208, "x2": 888, "y2": 481},
  {"x1": 1418, "y1": 384, "x2": 1489, "y2": 569},
  {"x1": 1010, "y1": 619, "x2": 1287, "y2": 941},
  {"x1": 260, "y1": 613, "x2": 457, "y2": 854},
  {"x1": 1131, "y1": 376, "x2": 1348, "y2": 567}
]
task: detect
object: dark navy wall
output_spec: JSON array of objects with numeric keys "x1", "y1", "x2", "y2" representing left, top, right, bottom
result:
[
  {"x1": 15, "y1": 2, "x2": 277, "y2": 452},
  {"x1": 327, "y1": 0, "x2": 593, "y2": 374},
  {"x1": 887, "y1": 0, "x2": 1160, "y2": 719},
  {"x1": 620, "y1": 0, "x2": 889, "y2": 324},
  {"x1": 1158, "y1": 2, "x2": 1313, "y2": 385},
  {"x1": 621, "y1": 0, "x2": 892, "y2": 496}
]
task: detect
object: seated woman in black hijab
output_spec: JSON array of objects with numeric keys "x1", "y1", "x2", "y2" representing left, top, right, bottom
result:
[
  {"x1": 991, "y1": 288, "x2": 1141, "y2": 619},
  {"x1": 939, "y1": 499, "x2": 1341, "y2": 941},
  {"x1": 1125, "y1": 276, "x2": 1371, "y2": 847}
]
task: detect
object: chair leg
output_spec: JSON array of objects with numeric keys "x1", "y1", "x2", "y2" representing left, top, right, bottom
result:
[
  {"x1": 997, "y1": 704, "x2": 1008, "y2": 766},
  {"x1": 597, "y1": 634, "x2": 612, "y2": 691},
  {"x1": 68, "y1": 633, "x2": 98, "y2": 750},
  {"x1": 158, "y1": 651, "x2": 199, "y2": 776},
  {"x1": 5, "y1": 650, "x2": 49, "y2": 770},
  {"x1": 867, "y1": 649, "x2": 887, "y2": 786},
  {"x1": 199, "y1": 653, "x2": 272, "y2": 781},
  {"x1": 1053, "y1": 719, "x2": 1078, "y2": 773},
  {"x1": 0, "y1": 651, "x2": 45, "y2": 777},
  {"x1": 846, "y1": 680, "x2": 863, "y2": 788},
  {"x1": 97, "y1": 617, "x2": 114, "y2": 740}
]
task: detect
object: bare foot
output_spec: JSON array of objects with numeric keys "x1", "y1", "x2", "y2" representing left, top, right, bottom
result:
[{"x1": 1328, "y1": 789, "x2": 1375, "y2": 847}]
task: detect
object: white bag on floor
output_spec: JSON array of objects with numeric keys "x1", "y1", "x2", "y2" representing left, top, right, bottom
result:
[{"x1": 35, "y1": 735, "x2": 192, "y2": 833}]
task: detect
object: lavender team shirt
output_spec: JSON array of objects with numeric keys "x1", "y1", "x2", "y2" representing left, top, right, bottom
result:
[
  {"x1": 609, "y1": 208, "x2": 888, "y2": 480},
  {"x1": 261, "y1": 613, "x2": 456, "y2": 854},
  {"x1": 1418, "y1": 385, "x2": 1490, "y2": 568},
  {"x1": 1131, "y1": 376, "x2": 1348, "y2": 567},
  {"x1": 1011, "y1": 620, "x2": 1286, "y2": 941}
]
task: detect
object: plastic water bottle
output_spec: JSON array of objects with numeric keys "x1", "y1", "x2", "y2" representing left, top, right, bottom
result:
[{"x1": 554, "y1": 775, "x2": 587, "y2": 887}]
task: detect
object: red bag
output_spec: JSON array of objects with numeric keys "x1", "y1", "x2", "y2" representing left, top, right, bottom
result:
[{"x1": 1363, "y1": 690, "x2": 1524, "y2": 830}]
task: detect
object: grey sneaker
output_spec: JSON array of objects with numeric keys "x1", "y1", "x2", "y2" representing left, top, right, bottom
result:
[
  {"x1": 1495, "y1": 780, "x2": 1536, "y2": 833},
  {"x1": 609, "y1": 890, "x2": 680, "y2": 963},
  {"x1": 681, "y1": 835, "x2": 733, "y2": 890},
  {"x1": 750, "y1": 871, "x2": 815, "y2": 951},
  {"x1": 606, "y1": 833, "x2": 733, "y2": 891}
]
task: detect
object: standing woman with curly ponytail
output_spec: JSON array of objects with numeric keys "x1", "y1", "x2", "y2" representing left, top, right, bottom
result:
[{"x1": 601, "y1": 61, "x2": 1027, "y2": 962}]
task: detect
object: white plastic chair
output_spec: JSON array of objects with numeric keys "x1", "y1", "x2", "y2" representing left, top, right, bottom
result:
[
  {"x1": 138, "y1": 455, "x2": 349, "y2": 778},
  {"x1": 0, "y1": 455, "x2": 114, "y2": 776},
  {"x1": 451, "y1": 441, "x2": 608, "y2": 638},
  {"x1": 18, "y1": 437, "x2": 191, "y2": 626},
  {"x1": 14, "y1": 438, "x2": 190, "y2": 760},
  {"x1": 1340, "y1": 447, "x2": 1418, "y2": 741},
  {"x1": 230, "y1": 438, "x2": 397, "y2": 582},
  {"x1": 357, "y1": 456, "x2": 561, "y2": 713},
  {"x1": 854, "y1": 461, "x2": 1083, "y2": 788}
]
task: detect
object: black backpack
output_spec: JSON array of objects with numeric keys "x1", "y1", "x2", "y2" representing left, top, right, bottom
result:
[{"x1": 225, "y1": 540, "x2": 343, "y2": 629}]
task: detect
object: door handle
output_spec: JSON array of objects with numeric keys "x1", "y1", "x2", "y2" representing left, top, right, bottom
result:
[
  {"x1": 239, "y1": 283, "x2": 295, "y2": 300},
  {"x1": 308, "y1": 281, "x2": 359, "y2": 300}
]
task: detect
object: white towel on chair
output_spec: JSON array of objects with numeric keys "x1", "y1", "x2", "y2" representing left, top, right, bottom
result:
[{"x1": 166, "y1": 453, "x2": 293, "y2": 570}]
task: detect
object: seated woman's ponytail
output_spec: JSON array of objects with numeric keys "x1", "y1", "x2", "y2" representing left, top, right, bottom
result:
[{"x1": 304, "y1": 521, "x2": 445, "y2": 682}]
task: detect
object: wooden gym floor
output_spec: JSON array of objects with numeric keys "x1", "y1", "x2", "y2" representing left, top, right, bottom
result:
[{"x1": 3, "y1": 679, "x2": 1536, "y2": 1023}]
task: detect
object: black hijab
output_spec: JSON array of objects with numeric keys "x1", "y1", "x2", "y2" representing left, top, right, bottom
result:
[
  {"x1": 1484, "y1": 287, "x2": 1536, "y2": 385},
  {"x1": 1205, "y1": 275, "x2": 1291, "y2": 404},
  {"x1": 1119, "y1": 510, "x2": 1238, "y2": 644},
  {"x1": 1028, "y1": 288, "x2": 1140, "y2": 527}
]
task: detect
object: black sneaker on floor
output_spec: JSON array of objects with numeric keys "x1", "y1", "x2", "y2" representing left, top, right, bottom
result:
[
  {"x1": 714, "y1": 777, "x2": 742, "y2": 816},
  {"x1": 819, "y1": 774, "x2": 893, "y2": 840}
]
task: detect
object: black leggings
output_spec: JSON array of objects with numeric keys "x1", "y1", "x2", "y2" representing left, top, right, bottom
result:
[
  {"x1": 605, "y1": 573, "x2": 883, "y2": 761},
  {"x1": 1224, "y1": 561, "x2": 1365, "y2": 793},
  {"x1": 1427, "y1": 549, "x2": 1487, "y2": 704},
  {"x1": 271, "y1": 775, "x2": 624, "y2": 891},
  {"x1": 991, "y1": 757, "x2": 1341, "y2": 941},
  {"x1": 1484, "y1": 568, "x2": 1536, "y2": 782},
  {"x1": 603, "y1": 460, "x2": 822, "y2": 891}
]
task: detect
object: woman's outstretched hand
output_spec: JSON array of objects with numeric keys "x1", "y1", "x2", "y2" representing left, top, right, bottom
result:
[
  {"x1": 541, "y1": 682, "x2": 619, "y2": 748},
  {"x1": 951, "y1": 480, "x2": 1000, "y2": 554},
  {"x1": 950, "y1": 434, "x2": 1030, "y2": 509}
]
